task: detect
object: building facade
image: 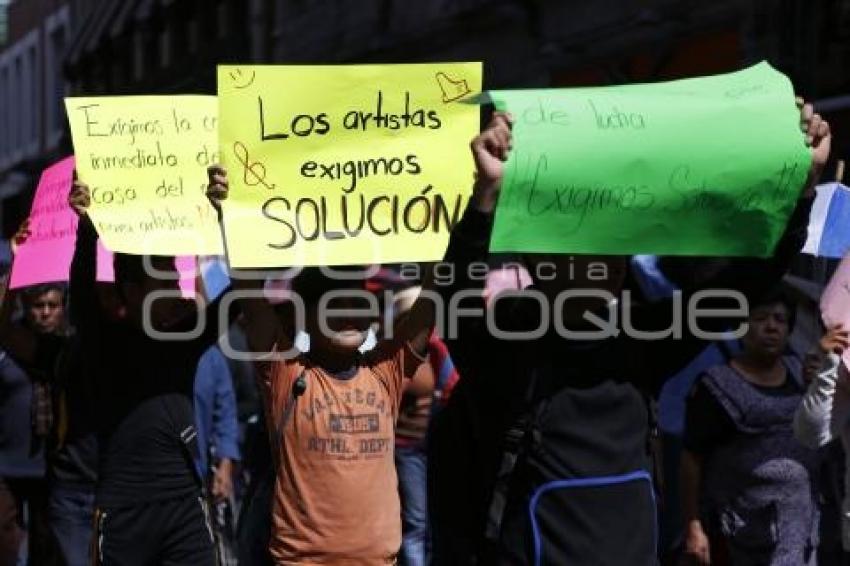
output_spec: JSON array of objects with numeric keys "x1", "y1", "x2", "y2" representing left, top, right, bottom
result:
[
  {"x1": 0, "y1": 0, "x2": 10, "y2": 45},
  {"x1": 65, "y1": 0, "x2": 257, "y2": 95},
  {"x1": 0, "y1": 0, "x2": 71, "y2": 238},
  {"x1": 0, "y1": 0, "x2": 848, "y2": 247}
]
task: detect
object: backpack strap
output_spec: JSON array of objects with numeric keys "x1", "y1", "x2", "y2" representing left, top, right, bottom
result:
[
  {"x1": 271, "y1": 371, "x2": 307, "y2": 470},
  {"x1": 160, "y1": 394, "x2": 206, "y2": 493},
  {"x1": 484, "y1": 368, "x2": 542, "y2": 542},
  {"x1": 642, "y1": 389, "x2": 663, "y2": 503}
]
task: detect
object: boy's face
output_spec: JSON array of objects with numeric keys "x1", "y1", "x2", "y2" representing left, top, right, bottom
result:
[
  {"x1": 25, "y1": 290, "x2": 64, "y2": 334},
  {"x1": 308, "y1": 294, "x2": 373, "y2": 355},
  {"x1": 742, "y1": 302, "x2": 790, "y2": 358}
]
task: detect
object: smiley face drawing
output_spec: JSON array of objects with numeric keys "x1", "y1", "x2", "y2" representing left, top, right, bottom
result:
[{"x1": 229, "y1": 68, "x2": 256, "y2": 90}]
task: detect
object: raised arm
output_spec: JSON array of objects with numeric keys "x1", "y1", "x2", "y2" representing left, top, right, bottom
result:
[
  {"x1": 0, "y1": 219, "x2": 39, "y2": 362},
  {"x1": 206, "y1": 165, "x2": 286, "y2": 355},
  {"x1": 388, "y1": 264, "x2": 438, "y2": 358},
  {"x1": 794, "y1": 325, "x2": 850, "y2": 448},
  {"x1": 377, "y1": 115, "x2": 513, "y2": 358},
  {"x1": 442, "y1": 111, "x2": 512, "y2": 272},
  {"x1": 68, "y1": 178, "x2": 100, "y2": 334},
  {"x1": 433, "y1": 113, "x2": 514, "y2": 374},
  {"x1": 638, "y1": 100, "x2": 829, "y2": 388}
]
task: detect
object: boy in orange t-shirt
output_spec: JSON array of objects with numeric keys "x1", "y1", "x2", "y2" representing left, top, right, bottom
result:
[{"x1": 207, "y1": 167, "x2": 435, "y2": 565}]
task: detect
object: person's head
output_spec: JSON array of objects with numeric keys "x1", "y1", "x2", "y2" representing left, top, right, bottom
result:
[
  {"x1": 95, "y1": 282, "x2": 125, "y2": 323},
  {"x1": 365, "y1": 267, "x2": 415, "y2": 336},
  {"x1": 21, "y1": 283, "x2": 66, "y2": 334},
  {"x1": 741, "y1": 289, "x2": 796, "y2": 361},
  {"x1": 483, "y1": 263, "x2": 533, "y2": 307},
  {"x1": 114, "y1": 253, "x2": 192, "y2": 329},
  {"x1": 292, "y1": 267, "x2": 373, "y2": 357},
  {"x1": 523, "y1": 254, "x2": 628, "y2": 326},
  {"x1": 392, "y1": 286, "x2": 420, "y2": 321}
]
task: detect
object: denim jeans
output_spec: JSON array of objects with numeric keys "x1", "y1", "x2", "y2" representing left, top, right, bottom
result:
[
  {"x1": 48, "y1": 484, "x2": 94, "y2": 566},
  {"x1": 396, "y1": 445, "x2": 428, "y2": 566}
]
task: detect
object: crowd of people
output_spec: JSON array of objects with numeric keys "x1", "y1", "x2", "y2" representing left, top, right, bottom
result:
[{"x1": 0, "y1": 100, "x2": 847, "y2": 566}]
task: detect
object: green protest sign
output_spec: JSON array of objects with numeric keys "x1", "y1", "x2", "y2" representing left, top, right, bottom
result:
[{"x1": 488, "y1": 62, "x2": 811, "y2": 257}]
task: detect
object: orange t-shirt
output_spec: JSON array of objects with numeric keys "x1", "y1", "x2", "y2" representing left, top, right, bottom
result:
[{"x1": 257, "y1": 342, "x2": 424, "y2": 565}]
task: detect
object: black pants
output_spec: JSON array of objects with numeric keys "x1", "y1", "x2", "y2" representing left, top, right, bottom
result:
[
  {"x1": 0, "y1": 476, "x2": 59, "y2": 566},
  {"x1": 94, "y1": 493, "x2": 216, "y2": 566}
]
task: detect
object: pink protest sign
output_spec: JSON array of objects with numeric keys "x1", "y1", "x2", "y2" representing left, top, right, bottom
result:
[
  {"x1": 96, "y1": 239, "x2": 114, "y2": 282},
  {"x1": 176, "y1": 255, "x2": 197, "y2": 298},
  {"x1": 9, "y1": 154, "x2": 196, "y2": 295},
  {"x1": 10, "y1": 157, "x2": 77, "y2": 288},
  {"x1": 820, "y1": 251, "x2": 850, "y2": 367}
]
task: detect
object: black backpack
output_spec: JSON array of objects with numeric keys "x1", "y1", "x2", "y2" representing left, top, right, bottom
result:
[{"x1": 428, "y1": 338, "x2": 662, "y2": 566}]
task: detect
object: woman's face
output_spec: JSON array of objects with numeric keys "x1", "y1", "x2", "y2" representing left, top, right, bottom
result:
[{"x1": 742, "y1": 302, "x2": 790, "y2": 358}]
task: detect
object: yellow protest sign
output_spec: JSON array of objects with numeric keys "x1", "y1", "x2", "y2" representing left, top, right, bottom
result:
[
  {"x1": 64, "y1": 96, "x2": 223, "y2": 255},
  {"x1": 217, "y1": 63, "x2": 482, "y2": 267}
]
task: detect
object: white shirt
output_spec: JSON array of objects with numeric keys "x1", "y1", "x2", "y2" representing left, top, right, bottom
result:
[{"x1": 794, "y1": 352, "x2": 850, "y2": 550}]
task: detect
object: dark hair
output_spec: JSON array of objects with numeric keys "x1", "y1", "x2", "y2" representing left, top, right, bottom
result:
[
  {"x1": 750, "y1": 287, "x2": 797, "y2": 331},
  {"x1": 21, "y1": 283, "x2": 67, "y2": 306},
  {"x1": 290, "y1": 266, "x2": 367, "y2": 307},
  {"x1": 114, "y1": 254, "x2": 174, "y2": 287},
  {"x1": 657, "y1": 257, "x2": 730, "y2": 290}
]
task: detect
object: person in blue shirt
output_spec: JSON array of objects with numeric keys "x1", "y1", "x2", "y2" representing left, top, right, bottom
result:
[
  {"x1": 193, "y1": 345, "x2": 240, "y2": 502},
  {"x1": 194, "y1": 344, "x2": 241, "y2": 564}
]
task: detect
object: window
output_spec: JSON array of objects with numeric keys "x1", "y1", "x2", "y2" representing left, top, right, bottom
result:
[
  {"x1": 188, "y1": 16, "x2": 199, "y2": 53},
  {"x1": 50, "y1": 26, "x2": 66, "y2": 131},
  {"x1": 44, "y1": 6, "x2": 69, "y2": 147},
  {"x1": 29, "y1": 44, "x2": 38, "y2": 146},
  {"x1": 217, "y1": 1, "x2": 229, "y2": 39},
  {"x1": 0, "y1": 1, "x2": 8, "y2": 46},
  {"x1": 159, "y1": 21, "x2": 171, "y2": 68},
  {"x1": 13, "y1": 55, "x2": 21, "y2": 150},
  {"x1": 133, "y1": 29, "x2": 144, "y2": 81},
  {"x1": 0, "y1": 64, "x2": 8, "y2": 158}
]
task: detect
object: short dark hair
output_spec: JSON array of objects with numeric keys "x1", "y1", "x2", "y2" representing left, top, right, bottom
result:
[
  {"x1": 114, "y1": 254, "x2": 174, "y2": 287},
  {"x1": 21, "y1": 283, "x2": 67, "y2": 306},
  {"x1": 290, "y1": 266, "x2": 367, "y2": 307},
  {"x1": 750, "y1": 287, "x2": 797, "y2": 331}
]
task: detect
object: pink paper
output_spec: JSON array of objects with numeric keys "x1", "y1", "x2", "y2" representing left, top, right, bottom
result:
[
  {"x1": 484, "y1": 264, "x2": 533, "y2": 306},
  {"x1": 96, "y1": 239, "x2": 115, "y2": 282},
  {"x1": 820, "y1": 251, "x2": 850, "y2": 367},
  {"x1": 176, "y1": 256, "x2": 196, "y2": 298},
  {"x1": 9, "y1": 157, "x2": 77, "y2": 288},
  {"x1": 8, "y1": 154, "x2": 196, "y2": 296}
]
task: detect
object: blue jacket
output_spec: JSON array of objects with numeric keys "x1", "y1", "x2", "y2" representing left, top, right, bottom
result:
[
  {"x1": 194, "y1": 346, "x2": 240, "y2": 475},
  {"x1": 0, "y1": 350, "x2": 45, "y2": 478}
]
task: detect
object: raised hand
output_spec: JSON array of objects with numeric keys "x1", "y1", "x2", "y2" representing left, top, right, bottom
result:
[
  {"x1": 470, "y1": 111, "x2": 513, "y2": 213},
  {"x1": 10, "y1": 218, "x2": 31, "y2": 256},
  {"x1": 68, "y1": 176, "x2": 91, "y2": 217},
  {"x1": 206, "y1": 164, "x2": 229, "y2": 212},
  {"x1": 820, "y1": 323, "x2": 849, "y2": 356},
  {"x1": 799, "y1": 99, "x2": 831, "y2": 185}
]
